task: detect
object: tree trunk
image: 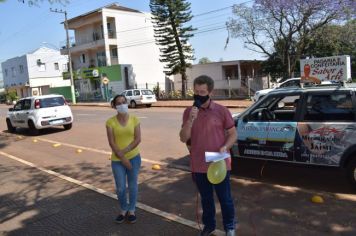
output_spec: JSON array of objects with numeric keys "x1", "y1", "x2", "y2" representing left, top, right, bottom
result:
[{"x1": 181, "y1": 72, "x2": 187, "y2": 98}]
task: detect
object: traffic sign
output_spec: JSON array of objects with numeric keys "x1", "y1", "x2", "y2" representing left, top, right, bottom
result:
[{"x1": 102, "y1": 77, "x2": 110, "y2": 84}]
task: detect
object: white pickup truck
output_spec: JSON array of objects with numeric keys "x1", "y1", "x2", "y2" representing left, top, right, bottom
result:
[{"x1": 253, "y1": 78, "x2": 301, "y2": 102}]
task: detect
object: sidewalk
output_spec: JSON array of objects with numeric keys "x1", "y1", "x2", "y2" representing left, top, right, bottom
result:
[
  {"x1": 0, "y1": 154, "x2": 200, "y2": 236},
  {"x1": 72, "y1": 99, "x2": 253, "y2": 109},
  {"x1": 1, "y1": 143, "x2": 356, "y2": 236}
]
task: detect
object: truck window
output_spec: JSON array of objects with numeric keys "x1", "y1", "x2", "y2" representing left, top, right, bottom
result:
[{"x1": 303, "y1": 93, "x2": 354, "y2": 121}]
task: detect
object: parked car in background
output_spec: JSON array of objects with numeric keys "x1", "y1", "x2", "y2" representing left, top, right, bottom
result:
[
  {"x1": 253, "y1": 78, "x2": 301, "y2": 102},
  {"x1": 6, "y1": 94, "x2": 73, "y2": 135},
  {"x1": 121, "y1": 89, "x2": 157, "y2": 108},
  {"x1": 231, "y1": 83, "x2": 356, "y2": 188}
]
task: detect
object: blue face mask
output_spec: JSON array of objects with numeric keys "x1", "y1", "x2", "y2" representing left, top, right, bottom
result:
[{"x1": 116, "y1": 104, "x2": 128, "y2": 114}]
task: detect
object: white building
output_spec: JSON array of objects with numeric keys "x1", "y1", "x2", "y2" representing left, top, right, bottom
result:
[
  {"x1": 1, "y1": 47, "x2": 70, "y2": 98},
  {"x1": 61, "y1": 3, "x2": 167, "y2": 97},
  {"x1": 173, "y1": 60, "x2": 269, "y2": 98}
]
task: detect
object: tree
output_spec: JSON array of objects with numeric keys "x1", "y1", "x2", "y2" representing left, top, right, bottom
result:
[
  {"x1": 198, "y1": 57, "x2": 212, "y2": 64},
  {"x1": 227, "y1": 0, "x2": 355, "y2": 78},
  {"x1": 150, "y1": 0, "x2": 195, "y2": 98},
  {"x1": 305, "y1": 20, "x2": 356, "y2": 57},
  {"x1": 305, "y1": 19, "x2": 356, "y2": 79}
]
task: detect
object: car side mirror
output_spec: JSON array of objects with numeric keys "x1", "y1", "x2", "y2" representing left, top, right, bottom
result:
[
  {"x1": 8, "y1": 108, "x2": 14, "y2": 112},
  {"x1": 278, "y1": 101, "x2": 285, "y2": 108}
]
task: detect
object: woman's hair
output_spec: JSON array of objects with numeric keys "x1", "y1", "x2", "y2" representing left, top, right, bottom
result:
[{"x1": 111, "y1": 94, "x2": 127, "y2": 108}]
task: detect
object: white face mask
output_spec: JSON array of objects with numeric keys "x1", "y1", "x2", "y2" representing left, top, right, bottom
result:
[{"x1": 116, "y1": 104, "x2": 128, "y2": 114}]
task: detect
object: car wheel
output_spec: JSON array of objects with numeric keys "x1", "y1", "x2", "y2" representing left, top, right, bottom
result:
[
  {"x1": 28, "y1": 120, "x2": 39, "y2": 136},
  {"x1": 6, "y1": 119, "x2": 16, "y2": 133},
  {"x1": 63, "y1": 123, "x2": 72, "y2": 130},
  {"x1": 130, "y1": 101, "x2": 136, "y2": 108},
  {"x1": 146, "y1": 104, "x2": 152, "y2": 108},
  {"x1": 346, "y1": 158, "x2": 356, "y2": 188}
]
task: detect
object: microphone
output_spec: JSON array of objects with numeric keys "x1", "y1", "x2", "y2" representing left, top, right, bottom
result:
[
  {"x1": 190, "y1": 99, "x2": 201, "y2": 124},
  {"x1": 193, "y1": 99, "x2": 202, "y2": 109}
]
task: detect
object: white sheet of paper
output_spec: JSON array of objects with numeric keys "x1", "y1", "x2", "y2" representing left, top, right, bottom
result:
[{"x1": 205, "y1": 152, "x2": 230, "y2": 163}]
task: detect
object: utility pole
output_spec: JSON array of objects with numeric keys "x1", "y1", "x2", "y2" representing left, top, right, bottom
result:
[{"x1": 50, "y1": 8, "x2": 76, "y2": 104}]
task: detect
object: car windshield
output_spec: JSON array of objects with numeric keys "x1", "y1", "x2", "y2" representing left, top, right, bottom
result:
[
  {"x1": 40, "y1": 97, "x2": 65, "y2": 108},
  {"x1": 141, "y1": 90, "x2": 154, "y2": 95}
]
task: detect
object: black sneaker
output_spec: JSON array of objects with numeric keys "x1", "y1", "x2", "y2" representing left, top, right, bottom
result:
[
  {"x1": 115, "y1": 214, "x2": 125, "y2": 224},
  {"x1": 126, "y1": 213, "x2": 137, "y2": 224},
  {"x1": 198, "y1": 227, "x2": 215, "y2": 236}
]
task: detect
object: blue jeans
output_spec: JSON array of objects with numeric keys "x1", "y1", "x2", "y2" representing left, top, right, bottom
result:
[
  {"x1": 111, "y1": 154, "x2": 141, "y2": 212},
  {"x1": 192, "y1": 171, "x2": 236, "y2": 231}
]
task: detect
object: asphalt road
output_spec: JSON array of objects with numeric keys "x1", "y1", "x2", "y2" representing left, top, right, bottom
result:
[{"x1": 0, "y1": 104, "x2": 355, "y2": 194}]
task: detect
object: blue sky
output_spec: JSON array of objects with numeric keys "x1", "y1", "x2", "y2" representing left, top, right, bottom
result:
[{"x1": 0, "y1": 0, "x2": 263, "y2": 75}]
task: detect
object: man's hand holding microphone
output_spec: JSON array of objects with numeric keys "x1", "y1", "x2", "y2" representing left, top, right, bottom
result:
[
  {"x1": 188, "y1": 100, "x2": 201, "y2": 127},
  {"x1": 179, "y1": 99, "x2": 202, "y2": 143}
]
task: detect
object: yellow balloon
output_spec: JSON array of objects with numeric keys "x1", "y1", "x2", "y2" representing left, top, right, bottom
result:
[
  {"x1": 311, "y1": 195, "x2": 324, "y2": 204},
  {"x1": 152, "y1": 164, "x2": 161, "y2": 170},
  {"x1": 207, "y1": 160, "x2": 227, "y2": 184}
]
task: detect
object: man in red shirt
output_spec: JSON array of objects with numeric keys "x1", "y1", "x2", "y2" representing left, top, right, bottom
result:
[{"x1": 180, "y1": 75, "x2": 237, "y2": 236}]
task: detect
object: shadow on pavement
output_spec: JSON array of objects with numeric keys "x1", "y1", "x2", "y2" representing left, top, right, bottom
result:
[{"x1": 0, "y1": 160, "x2": 198, "y2": 236}]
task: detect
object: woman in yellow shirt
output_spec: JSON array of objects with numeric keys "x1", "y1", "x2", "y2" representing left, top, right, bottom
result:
[{"x1": 106, "y1": 95, "x2": 141, "y2": 224}]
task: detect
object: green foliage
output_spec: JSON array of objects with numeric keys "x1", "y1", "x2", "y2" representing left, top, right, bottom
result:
[
  {"x1": 150, "y1": 0, "x2": 196, "y2": 98},
  {"x1": 5, "y1": 91, "x2": 19, "y2": 102},
  {"x1": 153, "y1": 84, "x2": 160, "y2": 98},
  {"x1": 186, "y1": 88, "x2": 194, "y2": 98},
  {"x1": 169, "y1": 90, "x2": 182, "y2": 99},
  {"x1": 167, "y1": 88, "x2": 193, "y2": 99},
  {"x1": 228, "y1": 0, "x2": 355, "y2": 78},
  {"x1": 303, "y1": 20, "x2": 356, "y2": 79},
  {"x1": 262, "y1": 18, "x2": 356, "y2": 80},
  {"x1": 198, "y1": 57, "x2": 212, "y2": 64}
]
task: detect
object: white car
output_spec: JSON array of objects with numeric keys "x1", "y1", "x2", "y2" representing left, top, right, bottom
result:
[
  {"x1": 121, "y1": 89, "x2": 157, "y2": 108},
  {"x1": 6, "y1": 94, "x2": 73, "y2": 135},
  {"x1": 253, "y1": 78, "x2": 301, "y2": 102}
]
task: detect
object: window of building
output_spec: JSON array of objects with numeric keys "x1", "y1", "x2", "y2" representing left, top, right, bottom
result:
[
  {"x1": 97, "y1": 51, "x2": 106, "y2": 67},
  {"x1": 4, "y1": 69, "x2": 8, "y2": 77},
  {"x1": 38, "y1": 63, "x2": 46, "y2": 72},
  {"x1": 11, "y1": 67, "x2": 16, "y2": 77},
  {"x1": 54, "y1": 63, "x2": 59, "y2": 70},
  {"x1": 111, "y1": 48, "x2": 118, "y2": 57},
  {"x1": 81, "y1": 54, "x2": 86, "y2": 64},
  {"x1": 62, "y1": 63, "x2": 68, "y2": 72},
  {"x1": 19, "y1": 65, "x2": 24, "y2": 73}
]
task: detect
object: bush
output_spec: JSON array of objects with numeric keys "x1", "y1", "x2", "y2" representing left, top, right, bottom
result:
[{"x1": 5, "y1": 91, "x2": 18, "y2": 102}]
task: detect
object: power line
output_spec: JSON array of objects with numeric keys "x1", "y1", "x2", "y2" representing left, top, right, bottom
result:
[{"x1": 193, "y1": 6, "x2": 233, "y2": 18}]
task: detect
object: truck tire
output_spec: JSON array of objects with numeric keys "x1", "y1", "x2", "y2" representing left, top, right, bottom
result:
[{"x1": 346, "y1": 158, "x2": 356, "y2": 188}]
